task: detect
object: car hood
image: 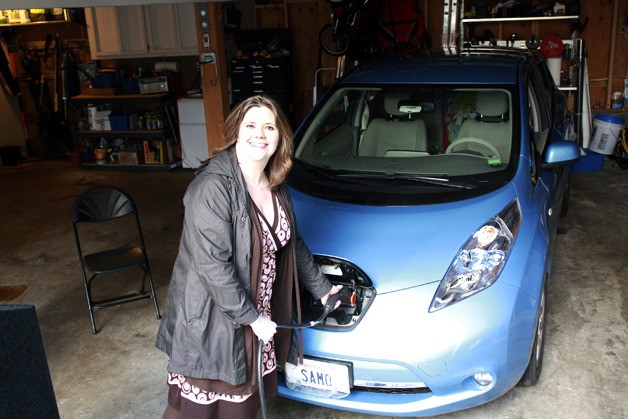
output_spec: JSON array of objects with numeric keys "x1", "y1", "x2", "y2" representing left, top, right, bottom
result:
[{"x1": 289, "y1": 183, "x2": 519, "y2": 294}]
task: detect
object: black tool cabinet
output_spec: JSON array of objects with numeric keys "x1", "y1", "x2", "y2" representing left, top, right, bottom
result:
[
  {"x1": 229, "y1": 29, "x2": 293, "y2": 121},
  {"x1": 230, "y1": 56, "x2": 292, "y2": 117}
]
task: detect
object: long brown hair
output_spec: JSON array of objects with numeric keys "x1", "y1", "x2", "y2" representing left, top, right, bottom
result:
[{"x1": 215, "y1": 95, "x2": 293, "y2": 189}]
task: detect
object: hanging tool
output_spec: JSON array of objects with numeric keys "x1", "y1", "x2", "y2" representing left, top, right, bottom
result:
[
  {"x1": 199, "y1": 32, "x2": 217, "y2": 87},
  {"x1": 39, "y1": 34, "x2": 52, "y2": 110},
  {"x1": 199, "y1": 33, "x2": 216, "y2": 65},
  {"x1": 53, "y1": 33, "x2": 60, "y2": 114}
]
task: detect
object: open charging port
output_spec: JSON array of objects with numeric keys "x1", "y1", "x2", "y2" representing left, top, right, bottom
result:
[{"x1": 300, "y1": 255, "x2": 376, "y2": 330}]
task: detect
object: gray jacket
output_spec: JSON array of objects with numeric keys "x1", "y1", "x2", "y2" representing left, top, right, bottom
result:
[{"x1": 155, "y1": 147, "x2": 332, "y2": 384}]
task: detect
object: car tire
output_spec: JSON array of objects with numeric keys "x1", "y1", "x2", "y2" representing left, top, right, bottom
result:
[{"x1": 519, "y1": 282, "x2": 546, "y2": 386}]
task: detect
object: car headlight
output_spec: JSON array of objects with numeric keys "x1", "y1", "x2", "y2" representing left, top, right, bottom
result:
[{"x1": 429, "y1": 199, "x2": 521, "y2": 312}]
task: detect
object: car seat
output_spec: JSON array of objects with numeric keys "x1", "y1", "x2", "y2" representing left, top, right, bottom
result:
[
  {"x1": 359, "y1": 90, "x2": 428, "y2": 157},
  {"x1": 454, "y1": 91, "x2": 512, "y2": 159}
]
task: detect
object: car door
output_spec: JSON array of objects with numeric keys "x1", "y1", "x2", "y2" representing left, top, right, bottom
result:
[{"x1": 527, "y1": 64, "x2": 566, "y2": 237}]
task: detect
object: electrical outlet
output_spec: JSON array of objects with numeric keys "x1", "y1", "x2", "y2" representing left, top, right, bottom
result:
[{"x1": 199, "y1": 52, "x2": 216, "y2": 64}]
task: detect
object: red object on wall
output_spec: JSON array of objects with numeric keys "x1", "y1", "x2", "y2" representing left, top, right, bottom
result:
[
  {"x1": 378, "y1": 0, "x2": 425, "y2": 55},
  {"x1": 540, "y1": 34, "x2": 564, "y2": 58}
]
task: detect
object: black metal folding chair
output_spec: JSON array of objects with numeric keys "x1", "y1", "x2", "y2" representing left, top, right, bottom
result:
[{"x1": 71, "y1": 185, "x2": 161, "y2": 333}]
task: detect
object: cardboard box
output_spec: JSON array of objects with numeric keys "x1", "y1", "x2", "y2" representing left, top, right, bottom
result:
[
  {"x1": 118, "y1": 151, "x2": 143, "y2": 166},
  {"x1": 89, "y1": 110, "x2": 111, "y2": 131},
  {"x1": 143, "y1": 140, "x2": 163, "y2": 164}
]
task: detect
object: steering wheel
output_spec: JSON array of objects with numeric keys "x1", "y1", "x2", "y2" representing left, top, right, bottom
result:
[{"x1": 446, "y1": 137, "x2": 503, "y2": 161}]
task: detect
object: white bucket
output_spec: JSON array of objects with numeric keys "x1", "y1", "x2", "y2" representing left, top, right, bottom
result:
[
  {"x1": 546, "y1": 57, "x2": 561, "y2": 86},
  {"x1": 589, "y1": 114, "x2": 624, "y2": 155}
]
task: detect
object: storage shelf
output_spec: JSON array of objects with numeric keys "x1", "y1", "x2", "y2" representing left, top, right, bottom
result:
[
  {"x1": 0, "y1": 20, "x2": 74, "y2": 27},
  {"x1": 461, "y1": 15, "x2": 578, "y2": 24},
  {"x1": 81, "y1": 161, "x2": 182, "y2": 172},
  {"x1": 70, "y1": 92, "x2": 175, "y2": 105},
  {"x1": 592, "y1": 107, "x2": 628, "y2": 114},
  {"x1": 78, "y1": 130, "x2": 166, "y2": 139},
  {"x1": 71, "y1": 90, "x2": 180, "y2": 172}
]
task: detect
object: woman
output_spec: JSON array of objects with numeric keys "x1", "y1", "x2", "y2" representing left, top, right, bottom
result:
[{"x1": 156, "y1": 95, "x2": 341, "y2": 418}]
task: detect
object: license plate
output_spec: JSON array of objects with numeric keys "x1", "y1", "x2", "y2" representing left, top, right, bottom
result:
[{"x1": 285, "y1": 357, "x2": 352, "y2": 398}]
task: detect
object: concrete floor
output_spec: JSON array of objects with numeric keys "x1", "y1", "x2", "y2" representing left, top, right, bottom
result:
[{"x1": 0, "y1": 157, "x2": 626, "y2": 419}]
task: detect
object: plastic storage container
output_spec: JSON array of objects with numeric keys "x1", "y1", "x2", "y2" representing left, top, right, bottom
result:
[{"x1": 108, "y1": 110, "x2": 139, "y2": 131}]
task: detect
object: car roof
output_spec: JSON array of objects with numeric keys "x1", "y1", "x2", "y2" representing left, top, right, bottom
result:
[{"x1": 339, "y1": 50, "x2": 532, "y2": 86}]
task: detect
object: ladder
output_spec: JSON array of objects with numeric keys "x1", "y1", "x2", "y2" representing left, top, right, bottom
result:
[{"x1": 442, "y1": 1, "x2": 462, "y2": 54}]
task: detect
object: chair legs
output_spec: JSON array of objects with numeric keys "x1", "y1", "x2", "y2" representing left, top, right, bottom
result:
[
  {"x1": 145, "y1": 270, "x2": 162, "y2": 321},
  {"x1": 82, "y1": 273, "x2": 99, "y2": 334},
  {"x1": 83, "y1": 267, "x2": 161, "y2": 334}
]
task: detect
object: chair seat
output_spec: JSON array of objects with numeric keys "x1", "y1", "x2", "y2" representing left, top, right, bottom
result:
[{"x1": 84, "y1": 246, "x2": 146, "y2": 274}]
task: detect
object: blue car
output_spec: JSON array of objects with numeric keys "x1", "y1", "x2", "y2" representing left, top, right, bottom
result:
[{"x1": 278, "y1": 50, "x2": 581, "y2": 416}]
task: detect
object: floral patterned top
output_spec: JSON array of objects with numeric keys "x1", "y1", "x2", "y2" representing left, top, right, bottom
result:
[{"x1": 254, "y1": 191, "x2": 292, "y2": 378}]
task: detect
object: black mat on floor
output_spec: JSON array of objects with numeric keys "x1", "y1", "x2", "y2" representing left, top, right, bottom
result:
[{"x1": 0, "y1": 304, "x2": 59, "y2": 418}]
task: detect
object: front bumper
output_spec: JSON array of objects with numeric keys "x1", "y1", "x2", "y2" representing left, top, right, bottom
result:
[{"x1": 278, "y1": 279, "x2": 538, "y2": 416}]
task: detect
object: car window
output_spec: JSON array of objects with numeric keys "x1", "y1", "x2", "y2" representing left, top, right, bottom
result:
[
  {"x1": 527, "y1": 68, "x2": 551, "y2": 153},
  {"x1": 296, "y1": 89, "x2": 371, "y2": 157},
  {"x1": 295, "y1": 86, "x2": 513, "y2": 177}
]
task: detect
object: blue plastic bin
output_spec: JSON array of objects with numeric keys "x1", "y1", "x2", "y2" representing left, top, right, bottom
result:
[
  {"x1": 572, "y1": 149, "x2": 605, "y2": 172},
  {"x1": 108, "y1": 110, "x2": 139, "y2": 131}
]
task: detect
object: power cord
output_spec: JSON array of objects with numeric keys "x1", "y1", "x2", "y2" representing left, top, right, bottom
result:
[{"x1": 258, "y1": 289, "x2": 347, "y2": 419}]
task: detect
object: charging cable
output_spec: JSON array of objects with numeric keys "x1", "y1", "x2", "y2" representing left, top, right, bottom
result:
[{"x1": 258, "y1": 289, "x2": 347, "y2": 419}]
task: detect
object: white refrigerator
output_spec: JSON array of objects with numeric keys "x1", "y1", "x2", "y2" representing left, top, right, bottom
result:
[{"x1": 178, "y1": 97, "x2": 209, "y2": 169}]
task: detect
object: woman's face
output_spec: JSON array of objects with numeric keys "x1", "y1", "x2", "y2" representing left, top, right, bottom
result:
[{"x1": 236, "y1": 106, "x2": 280, "y2": 165}]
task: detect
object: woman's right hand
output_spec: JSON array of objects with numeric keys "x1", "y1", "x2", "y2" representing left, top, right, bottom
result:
[{"x1": 250, "y1": 315, "x2": 277, "y2": 344}]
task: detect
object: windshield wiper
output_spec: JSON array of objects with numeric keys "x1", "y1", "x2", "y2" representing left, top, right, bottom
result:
[
  {"x1": 394, "y1": 174, "x2": 477, "y2": 189},
  {"x1": 336, "y1": 172, "x2": 476, "y2": 189},
  {"x1": 294, "y1": 159, "x2": 337, "y2": 179}
]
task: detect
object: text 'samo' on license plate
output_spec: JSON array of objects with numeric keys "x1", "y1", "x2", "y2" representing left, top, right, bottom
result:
[{"x1": 285, "y1": 357, "x2": 352, "y2": 398}]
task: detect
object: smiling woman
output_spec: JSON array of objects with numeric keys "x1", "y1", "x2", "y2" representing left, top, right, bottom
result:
[{"x1": 155, "y1": 95, "x2": 340, "y2": 419}]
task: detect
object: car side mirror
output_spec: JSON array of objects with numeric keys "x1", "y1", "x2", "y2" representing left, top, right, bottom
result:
[{"x1": 542, "y1": 141, "x2": 581, "y2": 169}]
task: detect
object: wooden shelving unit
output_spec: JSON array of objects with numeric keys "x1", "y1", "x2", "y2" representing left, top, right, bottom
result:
[{"x1": 69, "y1": 92, "x2": 182, "y2": 172}]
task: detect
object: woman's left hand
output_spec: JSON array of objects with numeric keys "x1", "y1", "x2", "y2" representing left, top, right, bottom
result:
[{"x1": 321, "y1": 284, "x2": 343, "y2": 310}]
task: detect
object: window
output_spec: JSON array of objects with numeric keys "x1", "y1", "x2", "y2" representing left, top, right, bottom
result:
[{"x1": 527, "y1": 68, "x2": 552, "y2": 154}]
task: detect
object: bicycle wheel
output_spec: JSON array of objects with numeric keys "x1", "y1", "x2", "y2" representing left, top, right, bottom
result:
[{"x1": 319, "y1": 23, "x2": 350, "y2": 56}]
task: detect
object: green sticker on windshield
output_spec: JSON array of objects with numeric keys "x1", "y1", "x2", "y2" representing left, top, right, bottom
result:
[{"x1": 487, "y1": 157, "x2": 502, "y2": 166}]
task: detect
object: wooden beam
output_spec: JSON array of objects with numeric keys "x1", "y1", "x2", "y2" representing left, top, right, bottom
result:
[
  {"x1": 195, "y1": 2, "x2": 229, "y2": 155},
  {"x1": 605, "y1": 0, "x2": 620, "y2": 109}
]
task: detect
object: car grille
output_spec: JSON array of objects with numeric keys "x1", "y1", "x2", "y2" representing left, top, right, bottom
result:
[{"x1": 353, "y1": 383, "x2": 432, "y2": 394}]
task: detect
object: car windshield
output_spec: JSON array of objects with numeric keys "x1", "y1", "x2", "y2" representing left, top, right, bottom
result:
[{"x1": 291, "y1": 85, "x2": 518, "y2": 205}]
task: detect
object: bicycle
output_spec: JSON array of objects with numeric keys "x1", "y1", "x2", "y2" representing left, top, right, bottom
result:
[{"x1": 319, "y1": 0, "x2": 376, "y2": 57}]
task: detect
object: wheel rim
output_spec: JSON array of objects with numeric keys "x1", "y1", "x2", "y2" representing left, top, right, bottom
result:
[{"x1": 320, "y1": 25, "x2": 349, "y2": 56}]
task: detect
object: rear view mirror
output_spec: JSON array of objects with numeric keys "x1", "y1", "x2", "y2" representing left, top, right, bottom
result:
[{"x1": 398, "y1": 100, "x2": 436, "y2": 113}]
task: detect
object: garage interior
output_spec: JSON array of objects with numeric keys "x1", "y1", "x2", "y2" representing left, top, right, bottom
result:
[{"x1": 0, "y1": 1, "x2": 627, "y2": 418}]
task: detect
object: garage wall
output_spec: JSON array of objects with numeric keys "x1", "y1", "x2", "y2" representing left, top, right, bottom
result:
[{"x1": 250, "y1": 1, "x2": 626, "y2": 119}]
